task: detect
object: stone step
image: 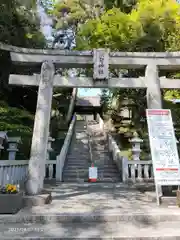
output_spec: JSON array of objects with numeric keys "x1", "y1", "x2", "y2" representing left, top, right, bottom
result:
[
  {"x1": 67, "y1": 155, "x2": 89, "y2": 158},
  {"x1": 66, "y1": 159, "x2": 90, "y2": 162},
  {"x1": 65, "y1": 164, "x2": 119, "y2": 168},
  {"x1": 62, "y1": 178, "x2": 88, "y2": 182},
  {"x1": 62, "y1": 175, "x2": 120, "y2": 180},
  {"x1": 97, "y1": 179, "x2": 121, "y2": 182},
  {"x1": 98, "y1": 172, "x2": 120, "y2": 176},
  {"x1": 63, "y1": 173, "x2": 88, "y2": 178},
  {"x1": 70, "y1": 144, "x2": 89, "y2": 147},
  {"x1": 64, "y1": 166, "x2": 90, "y2": 170},
  {"x1": 1, "y1": 220, "x2": 180, "y2": 239},
  {"x1": 63, "y1": 177, "x2": 121, "y2": 182},
  {"x1": 64, "y1": 165, "x2": 119, "y2": 171},
  {"x1": 68, "y1": 150, "x2": 89, "y2": 153},
  {"x1": 75, "y1": 128, "x2": 87, "y2": 131},
  {"x1": 67, "y1": 156, "x2": 90, "y2": 160},
  {"x1": 66, "y1": 160, "x2": 90, "y2": 164},
  {"x1": 63, "y1": 173, "x2": 120, "y2": 178},
  {"x1": 2, "y1": 209, "x2": 180, "y2": 223},
  {"x1": 67, "y1": 156, "x2": 89, "y2": 159},
  {"x1": 92, "y1": 158, "x2": 111, "y2": 162},
  {"x1": 69, "y1": 146, "x2": 89, "y2": 150},
  {"x1": 68, "y1": 153, "x2": 89, "y2": 156},
  {"x1": 63, "y1": 169, "x2": 88, "y2": 173},
  {"x1": 64, "y1": 166, "x2": 89, "y2": 170},
  {"x1": 63, "y1": 169, "x2": 120, "y2": 176},
  {"x1": 91, "y1": 150, "x2": 109, "y2": 154},
  {"x1": 68, "y1": 151, "x2": 89, "y2": 154},
  {"x1": 64, "y1": 166, "x2": 119, "y2": 171}
]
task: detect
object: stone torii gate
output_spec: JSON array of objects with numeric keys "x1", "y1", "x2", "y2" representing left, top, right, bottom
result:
[{"x1": 1, "y1": 43, "x2": 180, "y2": 195}]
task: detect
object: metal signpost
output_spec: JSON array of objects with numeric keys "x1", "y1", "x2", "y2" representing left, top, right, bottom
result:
[{"x1": 146, "y1": 109, "x2": 180, "y2": 205}]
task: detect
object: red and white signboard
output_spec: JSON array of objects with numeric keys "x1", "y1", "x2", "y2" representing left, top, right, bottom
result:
[
  {"x1": 89, "y1": 164, "x2": 97, "y2": 182},
  {"x1": 146, "y1": 109, "x2": 180, "y2": 185}
]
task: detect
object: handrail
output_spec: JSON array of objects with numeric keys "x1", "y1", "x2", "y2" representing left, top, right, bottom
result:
[
  {"x1": 85, "y1": 116, "x2": 93, "y2": 164},
  {"x1": 97, "y1": 113, "x2": 104, "y2": 132},
  {"x1": 56, "y1": 113, "x2": 76, "y2": 181},
  {"x1": 66, "y1": 88, "x2": 77, "y2": 124}
]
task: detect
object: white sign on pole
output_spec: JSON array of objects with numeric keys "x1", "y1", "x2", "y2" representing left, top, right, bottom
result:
[
  {"x1": 146, "y1": 109, "x2": 180, "y2": 186},
  {"x1": 89, "y1": 167, "x2": 98, "y2": 180}
]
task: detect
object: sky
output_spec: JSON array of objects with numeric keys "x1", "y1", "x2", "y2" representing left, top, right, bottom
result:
[{"x1": 78, "y1": 88, "x2": 101, "y2": 96}]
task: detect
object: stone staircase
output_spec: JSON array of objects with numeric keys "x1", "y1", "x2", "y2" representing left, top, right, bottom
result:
[
  {"x1": 87, "y1": 120, "x2": 121, "y2": 182},
  {"x1": 62, "y1": 119, "x2": 90, "y2": 182},
  {"x1": 63, "y1": 117, "x2": 121, "y2": 182}
]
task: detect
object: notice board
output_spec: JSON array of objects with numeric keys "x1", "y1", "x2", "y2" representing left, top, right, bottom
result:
[{"x1": 146, "y1": 109, "x2": 180, "y2": 186}]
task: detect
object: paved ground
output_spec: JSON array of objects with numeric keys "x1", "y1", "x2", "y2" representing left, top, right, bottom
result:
[
  {"x1": 1, "y1": 221, "x2": 180, "y2": 239},
  {"x1": 1, "y1": 183, "x2": 180, "y2": 239},
  {"x1": 2, "y1": 183, "x2": 180, "y2": 217},
  {"x1": 22, "y1": 183, "x2": 159, "y2": 214}
]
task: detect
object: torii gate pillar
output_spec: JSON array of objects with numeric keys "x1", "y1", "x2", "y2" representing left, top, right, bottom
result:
[
  {"x1": 146, "y1": 63, "x2": 163, "y2": 196},
  {"x1": 146, "y1": 63, "x2": 162, "y2": 109},
  {"x1": 25, "y1": 61, "x2": 55, "y2": 195}
]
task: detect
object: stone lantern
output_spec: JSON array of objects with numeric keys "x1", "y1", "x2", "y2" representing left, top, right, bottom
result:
[
  {"x1": 7, "y1": 137, "x2": 21, "y2": 160},
  {"x1": 129, "y1": 132, "x2": 143, "y2": 161}
]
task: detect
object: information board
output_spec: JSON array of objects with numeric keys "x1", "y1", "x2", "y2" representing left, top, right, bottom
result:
[
  {"x1": 146, "y1": 109, "x2": 180, "y2": 186},
  {"x1": 89, "y1": 167, "x2": 98, "y2": 180}
]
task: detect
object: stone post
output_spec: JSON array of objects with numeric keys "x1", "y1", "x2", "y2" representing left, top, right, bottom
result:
[
  {"x1": 129, "y1": 132, "x2": 143, "y2": 161},
  {"x1": 173, "y1": 124, "x2": 179, "y2": 144},
  {"x1": 146, "y1": 63, "x2": 162, "y2": 196},
  {"x1": 7, "y1": 137, "x2": 21, "y2": 160},
  {"x1": 0, "y1": 131, "x2": 7, "y2": 155},
  {"x1": 47, "y1": 133, "x2": 55, "y2": 161},
  {"x1": 25, "y1": 61, "x2": 55, "y2": 195}
]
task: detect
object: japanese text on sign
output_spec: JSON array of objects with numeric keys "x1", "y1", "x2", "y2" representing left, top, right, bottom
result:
[
  {"x1": 93, "y1": 49, "x2": 109, "y2": 80},
  {"x1": 146, "y1": 109, "x2": 180, "y2": 185}
]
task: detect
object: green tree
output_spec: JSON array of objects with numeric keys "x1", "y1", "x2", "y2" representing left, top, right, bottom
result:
[
  {"x1": 46, "y1": 0, "x2": 180, "y2": 138},
  {"x1": 0, "y1": 0, "x2": 46, "y2": 108}
]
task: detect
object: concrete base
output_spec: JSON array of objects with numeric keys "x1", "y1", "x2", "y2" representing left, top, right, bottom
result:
[
  {"x1": 23, "y1": 193, "x2": 52, "y2": 207},
  {"x1": 145, "y1": 191, "x2": 178, "y2": 206},
  {"x1": 133, "y1": 182, "x2": 155, "y2": 192}
]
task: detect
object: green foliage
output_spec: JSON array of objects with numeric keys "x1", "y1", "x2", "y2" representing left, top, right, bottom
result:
[
  {"x1": 0, "y1": 0, "x2": 45, "y2": 47},
  {"x1": 0, "y1": 0, "x2": 46, "y2": 112},
  {"x1": 0, "y1": 102, "x2": 34, "y2": 160},
  {"x1": 76, "y1": 0, "x2": 180, "y2": 51},
  {"x1": 104, "y1": 0, "x2": 137, "y2": 12}
]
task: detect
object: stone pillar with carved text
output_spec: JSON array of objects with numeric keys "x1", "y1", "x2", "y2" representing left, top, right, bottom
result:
[
  {"x1": 25, "y1": 61, "x2": 55, "y2": 195},
  {"x1": 146, "y1": 64, "x2": 162, "y2": 109}
]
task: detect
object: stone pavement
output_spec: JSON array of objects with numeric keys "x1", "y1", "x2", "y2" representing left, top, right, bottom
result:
[
  {"x1": 1, "y1": 221, "x2": 180, "y2": 239},
  {"x1": 1, "y1": 183, "x2": 180, "y2": 239}
]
